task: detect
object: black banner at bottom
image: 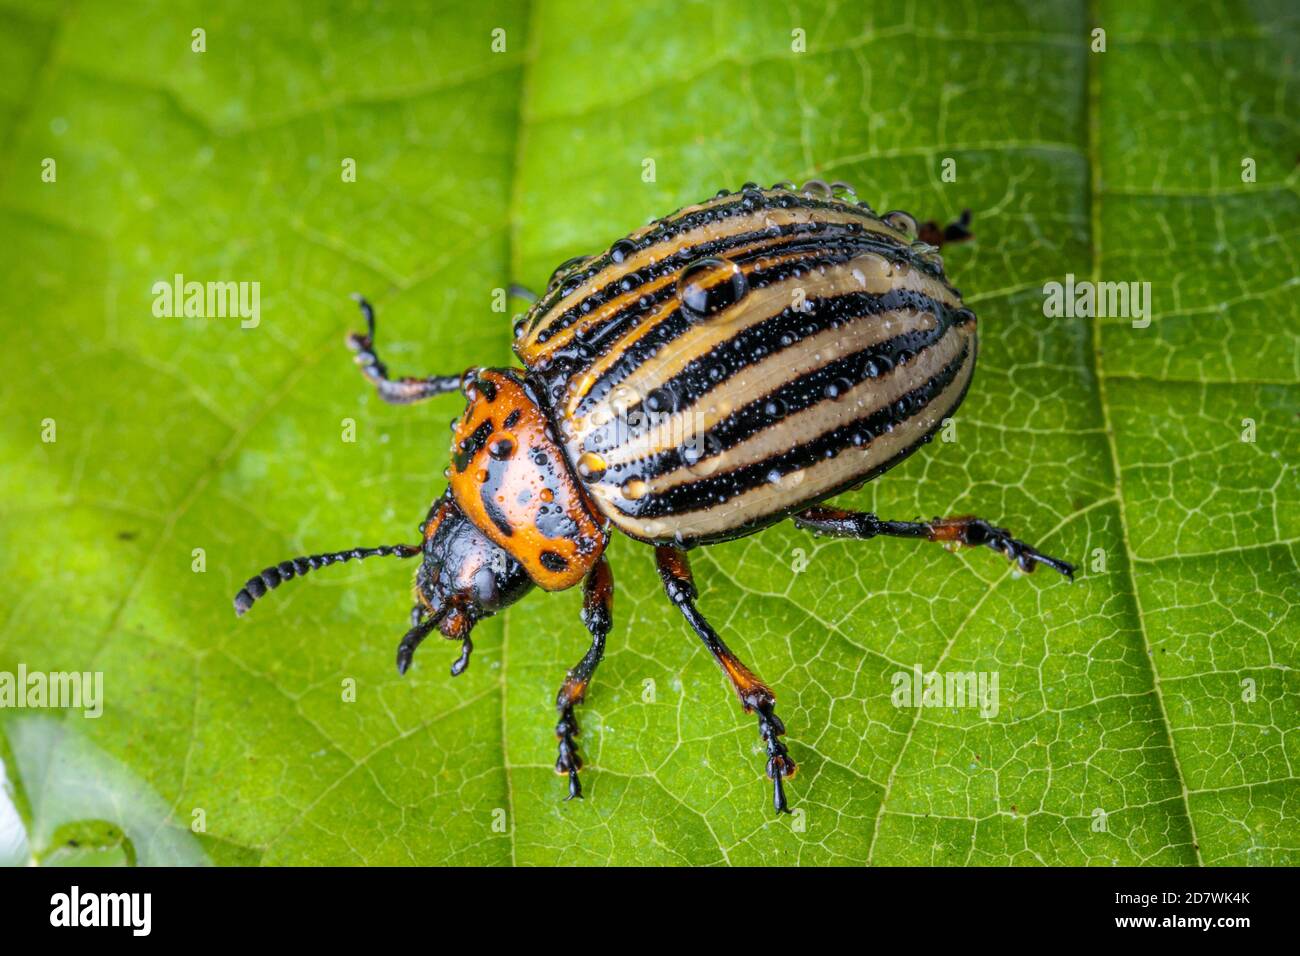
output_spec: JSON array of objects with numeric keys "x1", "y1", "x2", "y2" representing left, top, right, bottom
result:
[{"x1": 0, "y1": 865, "x2": 1277, "y2": 941}]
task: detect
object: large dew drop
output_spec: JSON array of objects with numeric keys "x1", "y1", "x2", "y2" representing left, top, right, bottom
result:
[
  {"x1": 677, "y1": 257, "x2": 747, "y2": 323},
  {"x1": 882, "y1": 210, "x2": 918, "y2": 239},
  {"x1": 576, "y1": 452, "x2": 607, "y2": 482}
]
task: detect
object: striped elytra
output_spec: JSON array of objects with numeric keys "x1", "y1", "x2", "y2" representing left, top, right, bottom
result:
[
  {"x1": 235, "y1": 179, "x2": 1074, "y2": 815},
  {"x1": 515, "y1": 183, "x2": 978, "y2": 547}
]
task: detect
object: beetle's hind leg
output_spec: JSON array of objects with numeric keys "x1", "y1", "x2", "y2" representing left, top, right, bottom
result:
[
  {"x1": 655, "y1": 546, "x2": 796, "y2": 814},
  {"x1": 553, "y1": 555, "x2": 613, "y2": 800},
  {"x1": 793, "y1": 507, "x2": 1074, "y2": 579},
  {"x1": 346, "y1": 295, "x2": 464, "y2": 405}
]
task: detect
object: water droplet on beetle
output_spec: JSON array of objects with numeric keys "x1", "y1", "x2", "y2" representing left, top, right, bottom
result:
[
  {"x1": 645, "y1": 386, "x2": 677, "y2": 414},
  {"x1": 677, "y1": 257, "x2": 747, "y2": 322},
  {"x1": 680, "y1": 434, "x2": 723, "y2": 476},
  {"x1": 883, "y1": 210, "x2": 918, "y2": 238},
  {"x1": 608, "y1": 385, "x2": 638, "y2": 415},
  {"x1": 488, "y1": 435, "x2": 515, "y2": 460},
  {"x1": 830, "y1": 181, "x2": 858, "y2": 201},
  {"x1": 609, "y1": 238, "x2": 637, "y2": 264},
  {"x1": 622, "y1": 478, "x2": 648, "y2": 500},
  {"x1": 824, "y1": 377, "x2": 853, "y2": 400},
  {"x1": 576, "y1": 452, "x2": 607, "y2": 482},
  {"x1": 548, "y1": 254, "x2": 589, "y2": 289},
  {"x1": 767, "y1": 468, "x2": 806, "y2": 489}
]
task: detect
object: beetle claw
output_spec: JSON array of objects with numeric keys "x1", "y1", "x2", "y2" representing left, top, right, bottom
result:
[{"x1": 449, "y1": 636, "x2": 473, "y2": 677}]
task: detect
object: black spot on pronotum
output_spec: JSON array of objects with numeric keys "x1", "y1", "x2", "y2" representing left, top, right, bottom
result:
[
  {"x1": 503, "y1": 408, "x2": 522, "y2": 429},
  {"x1": 539, "y1": 550, "x2": 569, "y2": 573},
  {"x1": 453, "y1": 419, "x2": 493, "y2": 472},
  {"x1": 482, "y1": 491, "x2": 514, "y2": 538}
]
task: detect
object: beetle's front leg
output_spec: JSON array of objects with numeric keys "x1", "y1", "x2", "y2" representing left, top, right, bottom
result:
[
  {"x1": 396, "y1": 601, "x2": 473, "y2": 677},
  {"x1": 793, "y1": 507, "x2": 1075, "y2": 578},
  {"x1": 554, "y1": 554, "x2": 613, "y2": 800},
  {"x1": 654, "y1": 546, "x2": 795, "y2": 814},
  {"x1": 346, "y1": 295, "x2": 464, "y2": 405}
]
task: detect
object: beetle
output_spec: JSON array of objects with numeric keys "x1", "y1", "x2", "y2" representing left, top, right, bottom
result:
[{"x1": 233, "y1": 181, "x2": 1074, "y2": 814}]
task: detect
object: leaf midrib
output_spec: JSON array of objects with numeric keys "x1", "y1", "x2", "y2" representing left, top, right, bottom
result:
[{"x1": 1083, "y1": 0, "x2": 1201, "y2": 864}]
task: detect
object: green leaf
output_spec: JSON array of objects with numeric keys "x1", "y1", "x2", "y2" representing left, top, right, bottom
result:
[{"x1": 1, "y1": 0, "x2": 1296, "y2": 866}]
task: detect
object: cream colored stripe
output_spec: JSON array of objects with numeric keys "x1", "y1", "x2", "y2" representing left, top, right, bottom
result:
[{"x1": 606, "y1": 351, "x2": 976, "y2": 541}]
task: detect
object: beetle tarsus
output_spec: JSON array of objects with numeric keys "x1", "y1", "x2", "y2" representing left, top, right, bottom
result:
[
  {"x1": 450, "y1": 635, "x2": 473, "y2": 677},
  {"x1": 555, "y1": 710, "x2": 584, "y2": 800},
  {"x1": 793, "y1": 508, "x2": 1074, "y2": 581},
  {"x1": 396, "y1": 615, "x2": 439, "y2": 675},
  {"x1": 918, "y1": 208, "x2": 973, "y2": 247},
  {"x1": 346, "y1": 294, "x2": 463, "y2": 405},
  {"x1": 931, "y1": 516, "x2": 1075, "y2": 580},
  {"x1": 757, "y1": 700, "x2": 796, "y2": 814}
]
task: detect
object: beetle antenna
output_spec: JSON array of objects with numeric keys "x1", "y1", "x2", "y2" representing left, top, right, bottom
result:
[{"x1": 233, "y1": 544, "x2": 422, "y2": 616}]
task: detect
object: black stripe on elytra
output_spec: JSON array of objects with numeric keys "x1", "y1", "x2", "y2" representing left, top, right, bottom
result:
[
  {"x1": 621, "y1": 343, "x2": 971, "y2": 519},
  {"x1": 566, "y1": 237, "x2": 918, "y2": 420},
  {"x1": 580, "y1": 286, "x2": 953, "y2": 444},
  {"x1": 529, "y1": 208, "x2": 913, "y2": 346},
  {"x1": 612, "y1": 308, "x2": 959, "y2": 482}
]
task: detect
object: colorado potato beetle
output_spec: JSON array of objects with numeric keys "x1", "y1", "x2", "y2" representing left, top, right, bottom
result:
[{"x1": 233, "y1": 182, "x2": 1074, "y2": 813}]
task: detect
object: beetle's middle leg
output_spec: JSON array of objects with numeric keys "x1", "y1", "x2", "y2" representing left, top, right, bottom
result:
[
  {"x1": 346, "y1": 295, "x2": 463, "y2": 404},
  {"x1": 655, "y1": 545, "x2": 796, "y2": 814},
  {"x1": 792, "y1": 507, "x2": 1075, "y2": 578},
  {"x1": 554, "y1": 554, "x2": 613, "y2": 800}
]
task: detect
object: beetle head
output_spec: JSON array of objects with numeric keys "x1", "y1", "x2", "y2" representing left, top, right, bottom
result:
[
  {"x1": 231, "y1": 491, "x2": 533, "y2": 678},
  {"x1": 404, "y1": 492, "x2": 535, "y2": 672}
]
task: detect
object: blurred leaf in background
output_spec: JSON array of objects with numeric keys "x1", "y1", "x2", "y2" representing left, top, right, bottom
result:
[{"x1": 0, "y1": 0, "x2": 1296, "y2": 865}]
